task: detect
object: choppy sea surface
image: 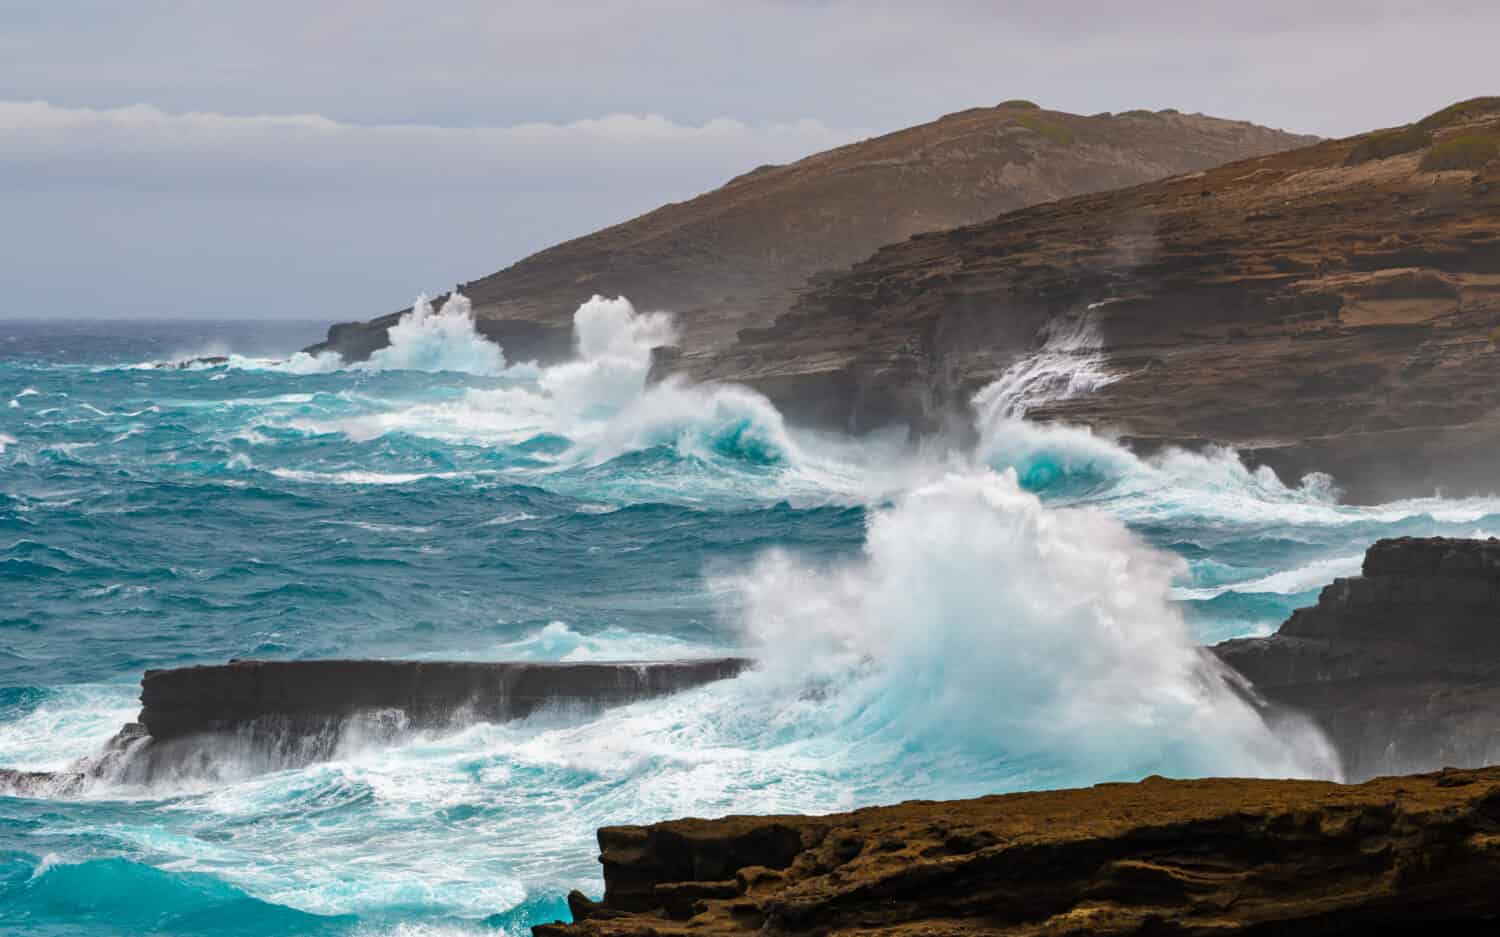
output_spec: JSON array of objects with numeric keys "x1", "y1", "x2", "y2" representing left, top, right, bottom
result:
[{"x1": 3, "y1": 299, "x2": 1498, "y2": 936}]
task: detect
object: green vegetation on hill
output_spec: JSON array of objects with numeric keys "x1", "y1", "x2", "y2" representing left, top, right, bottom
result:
[
  {"x1": 1421, "y1": 134, "x2": 1500, "y2": 172},
  {"x1": 1416, "y1": 96, "x2": 1500, "y2": 131},
  {"x1": 998, "y1": 99, "x2": 1040, "y2": 109},
  {"x1": 1013, "y1": 113, "x2": 1074, "y2": 145},
  {"x1": 1345, "y1": 126, "x2": 1432, "y2": 165}
]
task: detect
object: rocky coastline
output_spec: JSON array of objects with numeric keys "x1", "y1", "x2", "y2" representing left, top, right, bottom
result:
[
  {"x1": 534, "y1": 768, "x2": 1500, "y2": 935},
  {"x1": 535, "y1": 536, "x2": 1500, "y2": 934},
  {"x1": 1214, "y1": 537, "x2": 1500, "y2": 781},
  {"x1": 686, "y1": 99, "x2": 1500, "y2": 501}
]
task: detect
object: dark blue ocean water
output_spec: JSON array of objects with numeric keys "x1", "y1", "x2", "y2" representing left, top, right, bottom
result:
[{"x1": 2, "y1": 304, "x2": 1497, "y2": 936}]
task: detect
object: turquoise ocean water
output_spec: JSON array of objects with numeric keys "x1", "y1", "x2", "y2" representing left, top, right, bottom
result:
[{"x1": 3, "y1": 298, "x2": 1498, "y2": 935}]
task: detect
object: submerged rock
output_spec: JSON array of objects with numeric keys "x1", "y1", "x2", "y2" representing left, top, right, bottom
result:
[
  {"x1": 1216, "y1": 536, "x2": 1500, "y2": 780},
  {"x1": 534, "y1": 767, "x2": 1500, "y2": 935}
]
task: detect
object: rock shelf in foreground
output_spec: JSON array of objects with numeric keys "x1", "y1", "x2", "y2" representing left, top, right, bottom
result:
[{"x1": 535, "y1": 767, "x2": 1500, "y2": 936}]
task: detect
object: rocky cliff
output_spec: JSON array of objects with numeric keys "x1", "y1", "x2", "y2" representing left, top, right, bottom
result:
[
  {"x1": 1216, "y1": 537, "x2": 1500, "y2": 781},
  {"x1": 533, "y1": 767, "x2": 1500, "y2": 936},
  {"x1": 688, "y1": 98, "x2": 1500, "y2": 500},
  {"x1": 307, "y1": 104, "x2": 1313, "y2": 364}
]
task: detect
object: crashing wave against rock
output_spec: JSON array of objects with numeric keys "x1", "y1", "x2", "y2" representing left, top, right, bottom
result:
[
  {"x1": 0, "y1": 658, "x2": 750, "y2": 793},
  {"x1": 1216, "y1": 536, "x2": 1500, "y2": 781}
]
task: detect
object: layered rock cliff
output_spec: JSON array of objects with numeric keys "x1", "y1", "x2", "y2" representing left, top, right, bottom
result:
[
  {"x1": 689, "y1": 98, "x2": 1500, "y2": 501},
  {"x1": 1216, "y1": 537, "x2": 1500, "y2": 781},
  {"x1": 534, "y1": 767, "x2": 1500, "y2": 936},
  {"x1": 308, "y1": 104, "x2": 1313, "y2": 364}
]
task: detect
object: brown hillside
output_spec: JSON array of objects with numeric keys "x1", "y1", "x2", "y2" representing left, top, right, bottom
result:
[
  {"x1": 687, "y1": 98, "x2": 1500, "y2": 501},
  {"x1": 308, "y1": 104, "x2": 1313, "y2": 362}
]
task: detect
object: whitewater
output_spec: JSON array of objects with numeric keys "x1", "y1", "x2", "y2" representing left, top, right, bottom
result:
[{"x1": 3, "y1": 297, "x2": 1499, "y2": 935}]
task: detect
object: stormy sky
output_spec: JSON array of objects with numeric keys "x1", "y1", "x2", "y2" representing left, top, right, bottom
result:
[{"x1": 3, "y1": 1, "x2": 1496, "y2": 320}]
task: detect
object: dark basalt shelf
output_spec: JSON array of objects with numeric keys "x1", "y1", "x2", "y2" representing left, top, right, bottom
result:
[
  {"x1": 141, "y1": 657, "x2": 754, "y2": 740},
  {"x1": 0, "y1": 657, "x2": 753, "y2": 793}
]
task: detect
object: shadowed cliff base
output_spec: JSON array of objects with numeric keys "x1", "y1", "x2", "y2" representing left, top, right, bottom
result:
[
  {"x1": 306, "y1": 102, "x2": 1313, "y2": 366},
  {"x1": 689, "y1": 97, "x2": 1500, "y2": 502},
  {"x1": 535, "y1": 767, "x2": 1500, "y2": 936},
  {"x1": 1216, "y1": 537, "x2": 1500, "y2": 781}
]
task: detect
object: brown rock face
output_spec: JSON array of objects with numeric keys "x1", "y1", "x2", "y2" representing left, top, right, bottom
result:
[
  {"x1": 688, "y1": 98, "x2": 1500, "y2": 501},
  {"x1": 1216, "y1": 537, "x2": 1500, "y2": 781},
  {"x1": 533, "y1": 768, "x2": 1500, "y2": 936},
  {"x1": 308, "y1": 104, "x2": 1313, "y2": 363}
]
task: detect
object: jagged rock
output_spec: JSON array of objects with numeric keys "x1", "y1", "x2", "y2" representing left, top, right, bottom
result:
[
  {"x1": 532, "y1": 768, "x2": 1500, "y2": 936},
  {"x1": 307, "y1": 105, "x2": 1313, "y2": 365},
  {"x1": 1216, "y1": 537, "x2": 1500, "y2": 780}
]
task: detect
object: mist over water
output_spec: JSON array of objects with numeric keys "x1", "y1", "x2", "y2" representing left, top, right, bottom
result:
[{"x1": 2, "y1": 299, "x2": 1498, "y2": 934}]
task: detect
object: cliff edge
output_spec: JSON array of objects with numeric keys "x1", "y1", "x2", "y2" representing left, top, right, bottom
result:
[{"x1": 691, "y1": 98, "x2": 1500, "y2": 500}]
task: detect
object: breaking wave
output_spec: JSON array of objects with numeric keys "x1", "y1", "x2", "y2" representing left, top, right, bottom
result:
[
  {"x1": 363, "y1": 293, "x2": 508, "y2": 376},
  {"x1": 727, "y1": 470, "x2": 1339, "y2": 783},
  {"x1": 9, "y1": 301, "x2": 1500, "y2": 935}
]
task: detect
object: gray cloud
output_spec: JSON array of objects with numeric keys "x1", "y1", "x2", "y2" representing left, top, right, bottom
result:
[{"x1": 1, "y1": 1, "x2": 1496, "y2": 319}]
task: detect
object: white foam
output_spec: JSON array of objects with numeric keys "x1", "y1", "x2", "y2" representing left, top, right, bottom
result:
[
  {"x1": 1174, "y1": 553, "x2": 1366, "y2": 601},
  {"x1": 726, "y1": 470, "x2": 1340, "y2": 782},
  {"x1": 363, "y1": 292, "x2": 508, "y2": 376},
  {"x1": 269, "y1": 468, "x2": 467, "y2": 486}
]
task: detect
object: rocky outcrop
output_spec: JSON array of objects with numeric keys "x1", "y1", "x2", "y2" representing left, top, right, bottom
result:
[
  {"x1": 1216, "y1": 537, "x2": 1500, "y2": 781},
  {"x1": 308, "y1": 104, "x2": 1313, "y2": 364},
  {"x1": 534, "y1": 767, "x2": 1500, "y2": 936},
  {"x1": 140, "y1": 657, "x2": 750, "y2": 741},
  {"x1": 0, "y1": 658, "x2": 750, "y2": 792},
  {"x1": 689, "y1": 98, "x2": 1500, "y2": 500}
]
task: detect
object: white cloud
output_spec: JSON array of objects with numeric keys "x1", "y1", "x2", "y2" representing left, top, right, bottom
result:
[
  {"x1": 0, "y1": 100, "x2": 860, "y2": 321},
  {"x1": 0, "y1": 100, "x2": 858, "y2": 190}
]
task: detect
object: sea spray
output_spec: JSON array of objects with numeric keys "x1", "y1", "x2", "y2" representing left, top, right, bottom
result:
[
  {"x1": 365, "y1": 293, "x2": 508, "y2": 376},
  {"x1": 971, "y1": 307, "x2": 1118, "y2": 422},
  {"x1": 726, "y1": 470, "x2": 1340, "y2": 782},
  {"x1": 216, "y1": 291, "x2": 508, "y2": 376},
  {"x1": 9, "y1": 312, "x2": 1500, "y2": 935}
]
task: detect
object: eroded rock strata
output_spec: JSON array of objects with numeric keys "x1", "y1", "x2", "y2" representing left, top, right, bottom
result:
[
  {"x1": 308, "y1": 104, "x2": 1312, "y2": 364},
  {"x1": 534, "y1": 767, "x2": 1500, "y2": 936},
  {"x1": 688, "y1": 98, "x2": 1500, "y2": 501},
  {"x1": 1216, "y1": 537, "x2": 1500, "y2": 781}
]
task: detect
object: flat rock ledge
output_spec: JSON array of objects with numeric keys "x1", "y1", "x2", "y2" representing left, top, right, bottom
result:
[
  {"x1": 1215, "y1": 537, "x2": 1500, "y2": 780},
  {"x1": 535, "y1": 767, "x2": 1500, "y2": 936},
  {"x1": 0, "y1": 658, "x2": 750, "y2": 793},
  {"x1": 140, "y1": 657, "x2": 753, "y2": 740}
]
